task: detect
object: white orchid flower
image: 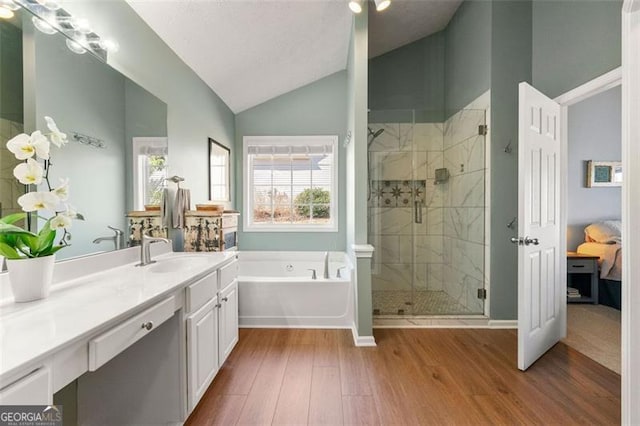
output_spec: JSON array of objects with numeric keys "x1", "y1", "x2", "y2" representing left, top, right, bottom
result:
[
  {"x1": 30, "y1": 131, "x2": 51, "y2": 160},
  {"x1": 13, "y1": 158, "x2": 44, "y2": 185},
  {"x1": 51, "y1": 178, "x2": 69, "y2": 201},
  {"x1": 45, "y1": 116, "x2": 67, "y2": 147},
  {"x1": 62, "y1": 204, "x2": 83, "y2": 220},
  {"x1": 7, "y1": 133, "x2": 35, "y2": 160},
  {"x1": 50, "y1": 214, "x2": 72, "y2": 229},
  {"x1": 17, "y1": 191, "x2": 60, "y2": 212}
]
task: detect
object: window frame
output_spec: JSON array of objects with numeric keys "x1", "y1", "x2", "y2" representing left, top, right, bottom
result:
[
  {"x1": 132, "y1": 137, "x2": 168, "y2": 210},
  {"x1": 243, "y1": 135, "x2": 338, "y2": 233}
]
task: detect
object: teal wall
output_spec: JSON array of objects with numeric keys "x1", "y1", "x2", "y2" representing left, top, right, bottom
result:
[
  {"x1": 489, "y1": 0, "x2": 532, "y2": 320},
  {"x1": 532, "y1": 0, "x2": 622, "y2": 99},
  {"x1": 124, "y1": 79, "x2": 169, "y2": 213},
  {"x1": 234, "y1": 71, "x2": 348, "y2": 251},
  {"x1": 63, "y1": 1, "x2": 235, "y2": 212},
  {"x1": 444, "y1": 0, "x2": 492, "y2": 118},
  {"x1": 34, "y1": 31, "x2": 128, "y2": 260},
  {"x1": 368, "y1": 32, "x2": 445, "y2": 122},
  {"x1": 347, "y1": 6, "x2": 374, "y2": 337},
  {"x1": 0, "y1": 21, "x2": 22, "y2": 124}
]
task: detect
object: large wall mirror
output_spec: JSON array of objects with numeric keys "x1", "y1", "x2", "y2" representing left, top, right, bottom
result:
[
  {"x1": 208, "y1": 138, "x2": 230, "y2": 203},
  {"x1": 0, "y1": 6, "x2": 168, "y2": 262}
]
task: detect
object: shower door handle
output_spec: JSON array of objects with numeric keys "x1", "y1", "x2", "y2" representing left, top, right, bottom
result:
[{"x1": 414, "y1": 201, "x2": 423, "y2": 224}]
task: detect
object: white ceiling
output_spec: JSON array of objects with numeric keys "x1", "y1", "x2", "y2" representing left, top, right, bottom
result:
[
  {"x1": 128, "y1": 0, "x2": 352, "y2": 113},
  {"x1": 128, "y1": 0, "x2": 461, "y2": 114},
  {"x1": 368, "y1": 0, "x2": 462, "y2": 58}
]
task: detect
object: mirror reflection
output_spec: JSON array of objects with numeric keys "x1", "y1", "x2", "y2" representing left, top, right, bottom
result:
[{"x1": 0, "y1": 7, "x2": 168, "y2": 261}]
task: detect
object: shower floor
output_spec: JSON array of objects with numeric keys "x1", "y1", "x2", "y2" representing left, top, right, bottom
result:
[{"x1": 372, "y1": 290, "x2": 474, "y2": 316}]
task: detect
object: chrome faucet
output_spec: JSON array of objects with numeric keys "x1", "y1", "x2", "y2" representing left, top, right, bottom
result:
[
  {"x1": 93, "y1": 226, "x2": 126, "y2": 250},
  {"x1": 137, "y1": 233, "x2": 170, "y2": 267},
  {"x1": 323, "y1": 251, "x2": 330, "y2": 279}
]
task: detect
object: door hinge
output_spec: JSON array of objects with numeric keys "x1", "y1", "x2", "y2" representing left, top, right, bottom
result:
[
  {"x1": 478, "y1": 125, "x2": 488, "y2": 136},
  {"x1": 477, "y1": 288, "x2": 487, "y2": 300}
]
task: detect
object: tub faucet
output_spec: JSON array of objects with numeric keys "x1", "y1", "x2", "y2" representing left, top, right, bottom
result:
[
  {"x1": 308, "y1": 269, "x2": 317, "y2": 280},
  {"x1": 323, "y1": 251, "x2": 330, "y2": 279},
  {"x1": 137, "y1": 233, "x2": 170, "y2": 267}
]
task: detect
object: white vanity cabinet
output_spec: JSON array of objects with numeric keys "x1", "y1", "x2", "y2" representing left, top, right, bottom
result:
[
  {"x1": 185, "y1": 257, "x2": 239, "y2": 413},
  {"x1": 0, "y1": 367, "x2": 52, "y2": 405},
  {"x1": 218, "y1": 279, "x2": 239, "y2": 365}
]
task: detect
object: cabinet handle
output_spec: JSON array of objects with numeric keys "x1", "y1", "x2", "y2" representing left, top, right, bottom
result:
[
  {"x1": 215, "y1": 303, "x2": 222, "y2": 308},
  {"x1": 222, "y1": 297, "x2": 228, "y2": 302},
  {"x1": 141, "y1": 321, "x2": 154, "y2": 331},
  {"x1": 572, "y1": 265, "x2": 585, "y2": 268}
]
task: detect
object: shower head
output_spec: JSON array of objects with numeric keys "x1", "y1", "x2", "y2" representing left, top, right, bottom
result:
[{"x1": 368, "y1": 127, "x2": 384, "y2": 138}]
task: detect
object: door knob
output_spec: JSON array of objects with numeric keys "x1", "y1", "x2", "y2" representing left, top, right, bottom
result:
[{"x1": 511, "y1": 237, "x2": 540, "y2": 246}]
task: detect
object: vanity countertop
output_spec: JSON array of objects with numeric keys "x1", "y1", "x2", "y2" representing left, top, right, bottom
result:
[{"x1": 0, "y1": 251, "x2": 236, "y2": 383}]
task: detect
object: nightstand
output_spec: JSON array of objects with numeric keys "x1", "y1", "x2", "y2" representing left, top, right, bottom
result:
[{"x1": 567, "y1": 252, "x2": 599, "y2": 304}]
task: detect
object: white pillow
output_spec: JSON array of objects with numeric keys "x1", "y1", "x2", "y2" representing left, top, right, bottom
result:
[{"x1": 584, "y1": 221, "x2": 622, "y2": 244}]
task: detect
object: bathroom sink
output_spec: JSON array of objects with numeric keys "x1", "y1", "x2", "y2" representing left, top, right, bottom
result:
[{"x1": 148, "y1": 256, "x2": 212, "y2": 273}]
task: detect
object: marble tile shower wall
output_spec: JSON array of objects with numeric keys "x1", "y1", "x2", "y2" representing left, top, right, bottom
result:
[
  {"x1": 442, "y1": 109, "x2": 487, "y2": 313},
  {"x1": 368, "y1": 122, "x2": 446, "y2": 295}
]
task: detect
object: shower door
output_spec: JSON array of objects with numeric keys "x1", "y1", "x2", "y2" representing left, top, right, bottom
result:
[{"x1": 369, "y1": 108, "x2": 487, "y2": 316}]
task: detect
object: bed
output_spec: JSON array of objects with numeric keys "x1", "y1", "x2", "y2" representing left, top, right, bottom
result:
[{"x1": 576, "y1": 221, "x2": 622, "y2": 310}]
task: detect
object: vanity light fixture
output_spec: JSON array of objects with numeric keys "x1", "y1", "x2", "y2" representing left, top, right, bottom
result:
[
  {"x1": 0, "y1": 6, "x2": 14, "y2": 18},
  {"x1": 374, "y1": 0, "x2": 391, "y2": 12},
  {"x1": 99, "y1": 38, "x2": 120, "y2": 53},
  {"x1": 65, "y1": 38, "x2": 87, "y2": 55},
  {"x1": 0, "y1": 0, "x2": 19, "y2": 11},
  {"x1": 74, "y1": 17, "x2": 92, "y2": 34},
  {"x1": 348, "y1": 0, "x2": 363, "y2": 14},
  {"x1": 32, "y1": 16, "x2": 57, "y2": 34},
  {"x1": 37, "y1": 0, "x2": 60, "y2": 11}
]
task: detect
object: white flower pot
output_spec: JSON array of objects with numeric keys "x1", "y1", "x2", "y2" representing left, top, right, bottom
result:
[{"x1": 6, "y1": 255, "x2": 56, "y2": 303}]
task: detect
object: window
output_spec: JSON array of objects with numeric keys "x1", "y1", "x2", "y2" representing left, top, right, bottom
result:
[
  {"x1": 243, "y1": 136, "x2": 338, "y2": 232},
  {"x1": 132, "y1": 137, "x2": 168, "y2": 210}
]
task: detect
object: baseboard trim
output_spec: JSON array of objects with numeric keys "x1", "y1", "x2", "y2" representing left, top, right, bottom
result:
[
  {"x1": 351, "y1": 324, "x2": 377, "y2": 347},
  {"x1": 488, "y1": 320, "x2": 518, "y2": 329}
]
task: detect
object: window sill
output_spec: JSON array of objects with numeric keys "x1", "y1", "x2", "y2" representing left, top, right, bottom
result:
[{"x1": 243, "y1": 225, "x2": 338, "y2": 233}]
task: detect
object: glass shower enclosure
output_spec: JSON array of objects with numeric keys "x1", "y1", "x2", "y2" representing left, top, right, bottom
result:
[{"x1": 368, "y1": 108, "x2": 488, "y2": 316}]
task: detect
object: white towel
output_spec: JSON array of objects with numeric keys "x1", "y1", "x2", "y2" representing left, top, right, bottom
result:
[
  {"x1": 160, "y1": 188, "x2": 171, "y2": 228},
  {"x1": 173, "y1": 188, "x2": 191, "y2": 229}
]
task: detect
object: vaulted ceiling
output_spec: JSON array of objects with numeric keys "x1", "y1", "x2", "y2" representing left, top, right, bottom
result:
[{"x1": 128, "y1": 0, "x2": 462, "y2": 113}]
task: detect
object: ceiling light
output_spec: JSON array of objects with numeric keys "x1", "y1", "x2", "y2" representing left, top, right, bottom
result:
[
  {"x1": 66, "y1": 38, "x2": 86, "y2": 54},
  {"x1": 0, "y1": 0, "x2": 19, "y2": 11},
  {"x1": 32, "y1": 16, "x2": 57, "y2": 34},
  {"x1": 99, "y1": 39, "x2": 120, "y2": 53},
  {"x1": 374, "y1": 0, "x2": 390, "y2": 12},
  {"x1": 348, "y1": 0, "x2": 362, "y2": 14},
  {"x1": 0, "y1": 6, "x2": 14, "y2": 18},
  {"x1": 74, "y1": 17, "x2": 91, "y2": 34}
]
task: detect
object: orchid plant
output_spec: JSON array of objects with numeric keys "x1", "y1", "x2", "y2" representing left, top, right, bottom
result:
[{"x1": 0, "y1": 117, "x2": 83, "y2": 259}]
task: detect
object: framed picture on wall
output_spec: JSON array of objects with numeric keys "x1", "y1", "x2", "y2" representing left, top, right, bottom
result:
[
  {"x1": 209, "y1": 138, "x2": 231, "y2": 202},
  {"x1": 586, "y1": 160, "x2": 622, "y2": 187}
]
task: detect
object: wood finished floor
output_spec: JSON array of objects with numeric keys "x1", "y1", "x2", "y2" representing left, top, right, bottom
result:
[{"x1": 185, "y1": 328, "x2": 620, "y2": 425}]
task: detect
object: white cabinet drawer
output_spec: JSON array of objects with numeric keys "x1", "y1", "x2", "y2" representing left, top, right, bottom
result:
[
  {"x1": 186, "y1": 272, "x2": 217, "y2": 314},
  {"x1": 220, "y1": 259, "x2": 238, "y2": 289},
  {"x1": 222, "y1": 215, "x2": 238, "y2": 229},
  {"x1": 0, "y1": 367, "x2": 52, "y2": 405},
  {"x1": 89, "y1": 297, "x2": 175, "y2": 371}
]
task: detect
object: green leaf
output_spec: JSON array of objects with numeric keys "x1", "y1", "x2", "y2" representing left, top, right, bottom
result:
[
  {"x1": 0, "y1": 222, "x2": 36, "y2": 237},
  {"x1": 42, "y1": 245, "x2": 65, "y2": 256},
  {"x1": 18, "y1": 234, "x2": 38, "y2": 254},
  {"x1": 0, "y1": 242, "x2": 21, "y2": 259},
  {"x1": 36, "y1": 221, "x2": 56, "y2": 254},
  {"x1": 0, "y1": 213, "x2": 27, "y2": 225}
]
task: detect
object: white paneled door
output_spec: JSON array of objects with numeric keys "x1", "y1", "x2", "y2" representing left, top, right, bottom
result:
[{"x1": 517, "y1": 82, "x2": 564, "y2": 371}]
